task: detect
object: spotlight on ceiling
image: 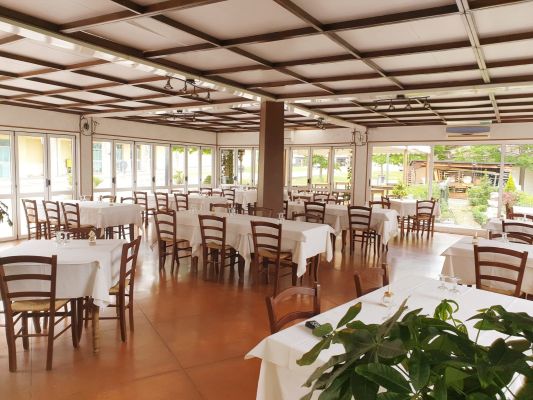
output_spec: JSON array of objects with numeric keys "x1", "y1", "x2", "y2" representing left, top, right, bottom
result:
[
  {"x1": 423, "y1": 98, "x2": 431, "y2": 109},
  {"x1": 316, "y1": 117, "x2": 326, "y2": 130},
  {"x1": 388, "y1": 100, "x2": 395, "y2": 112},
  {"x1": 164, "y1": 77, "x2": 173, "y2": 91},
  {"x1": 404, "y1": 99, "x2": 412, "y2": 110}
]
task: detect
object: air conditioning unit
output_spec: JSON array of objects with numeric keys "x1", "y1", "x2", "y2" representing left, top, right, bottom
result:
[{"x1": 445, "y1": 123, "x2": 491, "y2": 140}]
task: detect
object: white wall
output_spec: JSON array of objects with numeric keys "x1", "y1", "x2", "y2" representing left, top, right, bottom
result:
[{"x1": 217, "y1": 128, "x2": 354, "y2": 147}]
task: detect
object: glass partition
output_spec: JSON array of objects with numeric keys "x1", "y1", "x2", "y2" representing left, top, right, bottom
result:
[
  {"x1": 237, "y1": 148, "x2": 253, "y2": 185},
  {"x1": 220, "y1": 149, "x2": 234, "y2": 185},
  {"x1": 291, "y1": 148, "x2": 309, "y2": 188},
  {"x1": 135, "y1": 144, "x2": 152, "y2": 190},
  {"x1": 188, "y1": 146, "x2": 199, "y2": 188},
  {"x1": 201, "y1": 148, "x2": 213, "y2": 187},
  {"x1": 311, "y1": 148, "x2": 330, "y2": 187},
  {"x1": 503, "y1": 144, "x2": 533, "y2": 217},
  {"x1": 333, "y1": 148, "x2": 352, "y2": 191}
]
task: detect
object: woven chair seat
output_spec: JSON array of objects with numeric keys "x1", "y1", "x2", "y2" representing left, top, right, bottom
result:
[
  {"x1": 11, "y1": 299, "x2": 69, "y2": 313},
  {"x1": 109, "y1": 279, "x2": 130, "y2": 294},
  {"x1": 257, "y1": 249, "x2": 292, "y2": 260}
]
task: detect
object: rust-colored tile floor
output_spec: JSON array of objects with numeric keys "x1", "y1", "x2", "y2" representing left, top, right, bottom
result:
[{"x1": 0, "y1": 232, "x2": 461, "y2": 399}]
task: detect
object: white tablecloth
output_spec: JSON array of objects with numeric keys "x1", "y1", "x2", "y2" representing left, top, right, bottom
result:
[
  {"x1": 233, "y1": 190, "x2": 289, "y2": 206},
  {"x1": 0, "y1": 239, "x2": 124, "y2": 308},
  {"x1": 246, "y1": 276, "x2": 533, "y2": 400},
  {"x1": 390, "y1": 199, "x2": 441, "y2": 218},
  {"x1": 486, "y1": 218, "x2": 533, "y2": 233},
  {"x1": 287, "y1": 203, "x2": 398, "y2": 244},
  {"x1": 160, "y1": 210, "x2": 333, "y2": 276},
  {"x1": 148, "y1": 195, "x2": 227, "y2": 212},
  {"x1": 441, "y1": 237, "x2": 533, "y2": 294},
  {"x1": 38, "y1": 200, "x2": 143, "y2": 230}
]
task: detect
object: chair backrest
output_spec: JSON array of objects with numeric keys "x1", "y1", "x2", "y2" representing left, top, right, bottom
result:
[
  {"x1": 283, "y1": 200, "x2": 288, "y2": 219},
  {"x1": 508, "y1": 213, "x2": 533, "y2": 222},
  {"x1": 198, "y1": 215, "x2": 226, "y2": 250},
  {"x1": 200, "y1": 187, "x2": 213, "y2": 196},
  {"x1": 354, "y1": 263, "x2": 389, "y2": 297},
  {"x1": 61, "y1": 202, "x2": 81, "y2": 229},
  {"x1": 21, "y1": 199, "x2": 38, "y2": 224},
  {"x1": 188, "y1": 190, "x2": 199, "y2": 195},
  {"x1": 0, "y1": 255, "x2": 58, "y2": 319},
  {"x1": 99, "y1": 195, "x2": 116, "y2": 203},
  {"x1": 490, "y1": 230, "x2": 533, "y2": 245},
  {"x1": 133, "y1": 191, "x2": 148, "y2": 210},
  {"x1": 154, "y1": 192, "x2": 169, "y2": 211},
  {"x1": 251, "y1": 221, "x2": 282, "y2": 261},
  {"x1": 248, "y1": 205, "x2": 273, "y2": 218},
  {"x1": 502, "y1": 221, "x2": 533, "y2": 243},
  {"x1": 154, "y1": 210, "x2": 176, "y2": 242},
  {"x1": 68, "y1": 227, "x2": 93, "y2": 240},
  {"x1": 348, "y1": 206, "x2": 372, "y2": 230},
  {"x1": 43, "y1": 200, "x2": 61, "y2": 226},
  {"x1": 474, "y1": 245, "x2": 528, "y2": 297},
  {"x1": 416, "y1": 200, "x2": 436, "y2": 218},
  {"x1": 120, "y1": 197, "x2": 136, "y2": 204},
  {"x1": 117, "y1": 236, "x2": 141, "y2": 294},
  {"x1": 313, "y1": 193, "x2": 329, "y2": 202},
  {"x1": 174, "y1": 193, "x2": 189, "y2": 211},
  {"x1": 222, "y1": 189, "x2": 235, "y2": 204},
  {"x1": 304, "y1": 202, "x2": 326, "y2": 224},
  {"x1": 265, "y1": 284, "x2": 321, "y2": 334},
  {"x1": 369, "y1": 200, "x2": 390, "y2": 209},
  {"x1": 210, "y1": 203, "x2": 230, "y2": 212}
]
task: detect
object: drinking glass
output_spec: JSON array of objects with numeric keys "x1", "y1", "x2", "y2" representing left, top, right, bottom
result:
[
  {"x1": 278, "y1": 212, "x2": 284, "y2": 224},
  {"x1": 437, "y1": 274, "x2": 448, "y2": 290},
  {"x1": 502, "y1": 232, "x2": 509, "y2": 243},
  {"x1": 449, "y1": 276, "x2": 461, "y2": 294}
]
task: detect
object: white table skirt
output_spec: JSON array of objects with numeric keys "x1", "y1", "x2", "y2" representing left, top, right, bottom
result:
[
  {"x1": 441, "y1": 237, "x2": 533, "y2": 294},
  {"x1": 246, "y1": 276, "x2": 533, "y2": 400},
  {"x1": 0, "y1": 239, "x2": 124, "y2": 308},
  {"x1": 233, "y1": 190, "x2": 289, "y2": 206},
  {"x1": 287, "y1": 203, "x2": 398, "y2": 244},
  {"x1": 37, "y1": 200, "x2": 143, "y2": 230},
  {"x1": 154, "y1": 210, "x2": 333, "y2": 276},
  {"x1": 486, "y1": 218, "x2": 533, "y2": 233},
  {"x1": 390, "y1": 199, "x2": 441, "y2": 218}
]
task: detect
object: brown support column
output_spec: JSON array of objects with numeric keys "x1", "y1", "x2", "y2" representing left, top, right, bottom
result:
[{"x1": 257, "y1": 100, "x2": 284, "y2": 212}]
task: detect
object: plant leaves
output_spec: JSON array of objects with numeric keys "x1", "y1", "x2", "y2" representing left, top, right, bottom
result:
[
  {"x1": 337, "y1": 302, "x2": 362, "y2": 328},
  {"x1": 407, "y1": 350, "x2": 430, "y2": 390},
  {"x1": 376, "y1": 394, "x2": 410, "y2": 400},
  {"x1": 432, "y1": 376, "x2": 447, "y2": 400},
  {"x1": 297, "y1": 336, "x2": 332, "y2": 366},
  {"x1": 355, "y1": 363, "x2": 411, "y2": 394},
  {"x1": 313, "y1": 323, "x2": 333, "y2": 338},
  {"x1": 376, "y1": 339, "x2": 406, "y2": 359},
  {"x1": 351, "y1": 373, "x2": 378, "y2": 400},
  {"x1": 445, "y1": 366, "x2": 469, "y2": 392}
]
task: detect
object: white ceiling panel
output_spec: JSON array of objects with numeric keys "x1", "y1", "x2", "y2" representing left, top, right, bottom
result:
[
  {"x1": 489, "y1": 65, "x2": 533, "y2": 79},
  {"x1": 3, "y1": 78, "x2": 65, "y2": 92},
  {"x1": 39, "y1": 71, "x2": 110, "y2": 87},
  {"x1": 398, "y1": 70, "x2": 482, "y2": 86},
  {"x1": 473, "y1": 2, "x2": 533, "y2": 36},
  {"x1": 218, "y1": 70, "x2": 294, "y2": 85},
  {"x1": 166, "y1": 49, "x2": 256, "y2": 71},
  {"x1": 483, "y1": 40, "x2": 533, "y2": 62},
  {"x1": 374, "y1": 48, "x2": 477, "y2": 71},
  {"x1": 84, "y1": 63, "x2": 155, "y2": 81},
  {"x1": 325, "y1": 78, "x2": 394, "y2": 91},
  {"x1": 287, "y1": 60, "x2": 377, "y2": 78},
  {"x1": 1, "y1": 40, "x2": 94, "y2": 65},
  {"x1": 265, "y1": 84, "x2": 325, "y2": 95}
]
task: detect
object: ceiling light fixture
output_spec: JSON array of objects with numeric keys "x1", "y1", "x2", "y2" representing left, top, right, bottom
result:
[
  {"x1": 404, "y1": 99, "x2": 412, "y2": 110},
  {"x1": 316, "y1": 117, "x2": 326, "y2": 130},
  {"x1": 372, "y1": 96, "x2": 431, "y2": 111},
  {"x1": 164, "y1": 76, "x2": 173, "y2": 91}
]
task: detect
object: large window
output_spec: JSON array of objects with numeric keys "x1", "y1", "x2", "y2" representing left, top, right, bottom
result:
[
  {"x1": 171, "y1": 145, "x2": 186, "y2": 188},
  {"x1": 237, "y1": 149, "x2": 253, "y2": 185},
  {"x1": 187, "y1": 147, "x2": 199, "y2": 188},
  {"x1": 135, "y1": 144, "x2": 152, "y2": 189},
  {"x1": 219, "y1": 147, "x2": 259, "y2": 186},
  {"x1": 201, "y1": 148, "x2": 213, "y2": 186},
  {"x1": 311, "y1": 148, "x2": 330, "y2": 186},
  {"x1": 291, "y1": 148, "x2": 309, "y2": 187},
  {"x1": 333, "y1": 148, "x2": 352, "y2": 190},
  {"x1": 503, "y1": 144, "x2": 533, "y2": 216}
]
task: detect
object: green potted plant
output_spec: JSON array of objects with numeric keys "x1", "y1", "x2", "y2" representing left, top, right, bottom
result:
[
  {"x1": 298, "y1": 299, "x2": 533, "y2": 399},
  {"x1": 391, "y1": 183, "x2": 408, "y2": 199},
  {"x1": 0, "y1": 201, "x2": 13, "y2": 228}
]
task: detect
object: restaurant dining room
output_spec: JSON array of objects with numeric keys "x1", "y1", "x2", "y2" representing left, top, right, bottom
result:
[{"x1": 1, "y1": 1, "x2": 533, "y2": 399}]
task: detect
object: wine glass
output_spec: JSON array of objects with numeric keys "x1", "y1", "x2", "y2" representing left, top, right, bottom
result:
[
  {"x1": 278, "y1": 212, "x2": 285, "y2": 224},
  {"x1": 502, "y1": 232, "x2": 509, "y2": 243},
  {"x1": 449, "y1": 276, "x2": 461, "y2": 294},
  {"x1": 437, "y1": 274, "x2": 448, "y2": 290}
]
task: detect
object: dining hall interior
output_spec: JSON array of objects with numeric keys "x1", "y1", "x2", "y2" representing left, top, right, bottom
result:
[{"x1": 0, "y1": 1, "x2": 532, "y2": 399}]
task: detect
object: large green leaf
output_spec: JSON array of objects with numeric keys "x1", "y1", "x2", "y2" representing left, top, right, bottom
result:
[
  {"x1": 355, "y1": 363, "x2": 411, "y2": 394},
  {"x1": 432, "y1": 376, "x2": 447, "y2": 400},
  {"x1": 407, "y1": 350, "x2": 430, "y2": 390},
  {"x1": 313, "y1": 323, "x2": 333, "y2": 338},
  {"x1": 337, "y1": 303, "x2": 362, "y2": 328},
  {"x1": 297, "y1": 336, "x2": 332, "y2": 366},
  {"x1": 351, "y1": 373, "x2": 378, "y2": 400},
  {"x1": 376, "y1": 339, "x2": 406, "y2": 359},
  {"x1": 445, "y1": 366, "x2": 470, "y2": 392}
]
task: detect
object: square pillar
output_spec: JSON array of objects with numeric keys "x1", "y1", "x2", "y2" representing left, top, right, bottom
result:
[{"x1": 257, "y1": 101, "x2": 284, "y2": 212}]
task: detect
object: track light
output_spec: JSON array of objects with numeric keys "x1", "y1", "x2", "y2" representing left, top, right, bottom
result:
[
  {"x1": 164, "y1": 77, "x2": 173, "y2": 90},
  {"x1": 316, "y1": 117, "x2": 326, "y2": 129},
  {"x1": 388, "y1": 100, "x2": 395, "y2": 111},
  {"x1": 423, "y1": 99, "x2": 430, "y2": 109},
  {"x1": 404, "y1": 99, "x2": 412, "y2": 110}
]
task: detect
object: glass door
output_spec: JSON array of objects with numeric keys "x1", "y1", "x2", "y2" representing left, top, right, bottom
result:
[
  {"x1": 93, "y1": 140, "x2": 113, "y2": 197},
  {"x1": 311, "y1": 148, "x2": 330, "y2": 190},
  {"x1": 135, "y1": 143, "x2": 152, "y2": 193},
  {"x1": 187, "y1": 146, "x2": 200, "y2": 190},
  {"x1": 220, "y1": 149, "x2": 235, "y2": 185},
  {"x1": 0, "y1": 132, "x2": 15, "y2": 240},
  {"x1": 154, "y1": 144, "x2": 170, "y2": 192},
  {"x1": 48, "y1": 135, "x2": 75, "y2": 200},
  {"x1": 290, "y1": 148, "x2": 310, "y2": 190},
  {"x1": 115, "y1": 142, "x2": 133, "y2": 199},
  {"x1": 236, "y1": 148, "x2": 253, "y2": 186},
  {"x1": 201, "y1": 147, "x2": 213, "y2": 188},
  {"x1": 171, "y1": 145, "x2": 186, "y2": 191}
]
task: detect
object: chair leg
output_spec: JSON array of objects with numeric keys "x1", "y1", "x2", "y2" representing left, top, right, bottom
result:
[
  {"x1": 118, "y1": 295, "x2": 127, "y2": 342},
  {"x1": 6, "y1": 319, "x2": 17, "y2": 372},
  {"x1": 46, "y1": 313, "x2": 55, "y2": 370},
  {"x1": 76, "y1": 298, "x2": 84, "y2": 339},
  {"x1": 21, "y1": 314, "x2": 29, "y2": 350},
  {"x1": 170, "y1": 244, "x2": 176, "y2": 274},
  {"x1": 32, "y1": 315, "x2": 42, "y2": 334},
  {"x1": 70, "y1": 300, "x2": 79, "y2": 348},
  {"x1": 128, "y1": 296, "x2": 134, "y2": 332}
]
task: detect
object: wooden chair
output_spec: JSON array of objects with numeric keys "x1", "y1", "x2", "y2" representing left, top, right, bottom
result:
[
  {"x1": 488, "y1": 231, "x2": 533, "y2": 245},
  {"x1": 348, "y1": 206, "x2": 379, "y2": 254},
  {"x1": 265, "y1": 284, "x2": 320, "y2": 334},
  {"x1": 61, "y1": 202, "x2": 96, "y2": 238},
  {"x1": 100, "y1": 237, "x2": 141, "y2": 342},
  {"x1": 502, "y1": 221, "x2": 533, "y2": 244},
  {"x1": 283, "y1": 200, "x2": 289, "y2": 219},
  {"x1": 222, "y1": 189, "x2": 235, "y2": 205},
  {"x1": 354, "y1": 263, "x2": 389, "y2": 297},
  {"x1": 210, "y1": 203, "x2": 231, "y2": 212},
  {"x1": 313, "y1": 193, "x2": 329, "y2": 203},
  {"x1": 293, "y1": 202, "x2": 326, "y2": 224},
  {"x1": 21, "y1": 199, "x2": 47, "y2": 239},
  {"x1": 508, "y1": 213, "x2": 533, "y2": 222},
  {"x1": 188, "y1": 190, "x2": 199, "y2": 195},
  {"x1": 99, "y1": 195, "x2": 116, "y2": 203},
  {"x1": 406, "y1": 200, "x2": 436, "y2": 238},
  {"x1": 153, "y1": 211, "x2": 192, "y2": 274},
  {"x1": 154, "y1": 192, "x2": 170, "y2": 212},
  {"x1": 174, "y1": 193, "x2": 189, "y2": 211},
  {"x1": 251, "y1": 221, "x2": 297, "y2": 295},
  {"x1": 113, "y1": 197, "x2": 137, "y2": 239},
  {"x1": 200, "y1": 187, "x2": 213, "y2": 196},
  {"x1": 134, "y1": 191, "x2": 155, "y2": 228},
  {"x1": 0, "y1": 255, "x2": 78, "y2": 371},
  {"x1": 42, "y1": 200, "x2": 64, "y2": 238},
  {"x1": 198, "y1": 215, "x2": 242, "y2": 281},
  {"x1": 473, "y1": 245, "x2": 528, "y2": 297},
  {"x1": 248, "y1": 204, "x2": 274, "y2": 218},
  {"x1": 370, "y1": 197, "x2": 391, "y2": 209}
]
